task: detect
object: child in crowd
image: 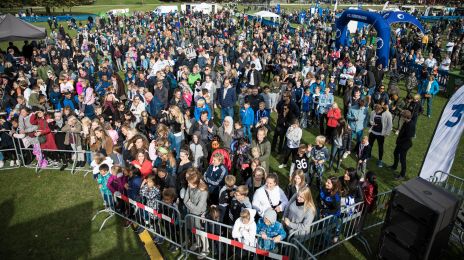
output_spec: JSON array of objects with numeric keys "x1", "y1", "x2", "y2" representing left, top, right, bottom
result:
[
  {"x1": 309, "y1": 136, "x2": 329, "y2": 188},
  {"x1": 97, "y1": 164, "x2": 113, "y2": 208},
  {"x1": 290, "y1": 144, "x2": 310, "y2": 181},
  {"x1": 204, "y1": 205, "x2": 224, "y2": 258},
  {"x1": 226, "y1": 185, "x2": 253, "y2": 225},
  {"x1": 204, "y1": 153, "x2": 228, "y2": 205},
  {"x1": 256, "y1": 208, "x2": 287, "y2": 251},
  {"x1": 218, "y1": 175, "x2": 237, "y2": 210},
  {"x1": 91, "y1": 153, "x2": 113, "y2": 180},
  {"x1": 300, "y1": 88, "x2": 312, "y2": 128},
  {"x1": 232, "y1": 209, "x2": 257, "y2": 247},
  {"x1": 354, "y1": 136, "x2": 371, "y2": 177},
  {"x1": 139, "y1": 174, "x2": 162, "y2": 239},
  {"x1": 279, "y1": 119, "x2": 302, "y2": 169},
  {"x1": 255, "y1": 102, "x2": 270, "y2": 129},
  {"x1": 240, "y1": 101, "x2": 254, "y2": 143},
  {"x1": 160, "y1": 188, "x2": 181, "y2": 251},
  {"x1": 261, "y1": 86, "x2": 272, "y2": 115}
]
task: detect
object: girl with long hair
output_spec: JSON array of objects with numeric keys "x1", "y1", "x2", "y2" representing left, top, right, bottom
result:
[{"x1": 283, "y1": 186, "x2": 316, "y2": 238}]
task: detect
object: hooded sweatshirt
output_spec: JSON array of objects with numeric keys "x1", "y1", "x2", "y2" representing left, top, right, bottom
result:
[{"x1": 232, "y1": 209, "x2": 257, "y2": 246}]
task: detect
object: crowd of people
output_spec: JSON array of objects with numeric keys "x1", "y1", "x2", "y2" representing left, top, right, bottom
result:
[{"x1": 0, "y1": 6, "x2": 463, "y2": 258}]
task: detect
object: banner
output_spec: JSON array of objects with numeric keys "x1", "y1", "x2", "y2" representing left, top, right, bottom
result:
[{"x1": 420, "y1": 85, "x2": 464, "y2": 181}]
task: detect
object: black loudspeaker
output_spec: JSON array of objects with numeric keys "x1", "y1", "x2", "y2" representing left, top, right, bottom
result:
[{"x1": 378, "y1": 177, "x2": 461, "y2": 260}]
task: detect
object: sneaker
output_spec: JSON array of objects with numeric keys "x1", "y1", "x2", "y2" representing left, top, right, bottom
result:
[
  {"x1": 9, "y1": 160, "x2": 15, "y2": 167},
  {"x1": 333, "y1": 236, "x2": 339, "y2": 243},
  {"x1": 278, "y1": 164, "x2": 286, "y2": 169},
  {"x1": 198, "y1": 251, "x2": 209, "y2": 259},
  {"x1": 189, "y1": 244, "x2": 199, "y2": 252},
  {"x1": 377, "y1": 160, "x2": 383, "y2": 168},
  {"x1": 395, "y1": 130, "x2": 399, "y2": 135},
  {"x1": 395, "y1": 175, "x2": 405, "y2": 181},
  {"x1": 0, "y1": 161, "x2": 4, "y2": 168},
  {"x1": 168, "y1": 244, "x2": 179, "y2": 251},
  {"x1": 428, "y1": 115, "x2": 431, "y2": 118},
  {"x1": 15, "y1": 160, "x2": 20, "y2": 166}
]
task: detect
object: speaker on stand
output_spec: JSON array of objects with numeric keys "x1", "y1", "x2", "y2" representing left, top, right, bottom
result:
[{"x1": 378, "y1": 177, "x2": 461, "y2": 260}]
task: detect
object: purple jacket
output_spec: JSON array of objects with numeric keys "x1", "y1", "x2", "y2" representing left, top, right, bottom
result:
[{"x1": 107, "y1": 174, "x2": 128, "y2": 194}]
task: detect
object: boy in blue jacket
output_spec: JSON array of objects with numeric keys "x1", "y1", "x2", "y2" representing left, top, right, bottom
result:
[
  {"x1": 49, "y1": 85, "x2": 62, "y2": 110},
  {"x1": 300, "y1": 88, "x2": 312, "y2": 128},
  {"x1": 257, "y1": 209, "x2": 287, "y2": 251},
  {"x1": 240, "y1": 101, "x2": 254, "y2": 143}
]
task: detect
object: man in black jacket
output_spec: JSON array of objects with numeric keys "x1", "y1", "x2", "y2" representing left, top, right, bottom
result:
[{"x1": 389, "y1": 110, "x2": 415, "y2": 180}]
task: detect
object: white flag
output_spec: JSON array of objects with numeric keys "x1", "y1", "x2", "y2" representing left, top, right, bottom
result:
[{"x1": 420, "y1": 85, "x2": 464, "y2": 181}]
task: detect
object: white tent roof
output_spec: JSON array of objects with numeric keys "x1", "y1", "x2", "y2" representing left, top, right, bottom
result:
[{"x1": 253, "y1": 11, "x2": 280, "y2": 19}]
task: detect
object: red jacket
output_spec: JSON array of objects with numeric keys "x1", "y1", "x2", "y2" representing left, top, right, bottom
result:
[
  {"x1": 326, "y1": 108, "x2": 341, "y2": 128},
  {"x1": 363, "y1": 183, "x2": 377, "y2": 212},
  {"x1": 30, "y1": 114, "x2": 58, "y2": 150},
  {"x1": 131, "y1": 159, "x2": 153, "y2": 178}
]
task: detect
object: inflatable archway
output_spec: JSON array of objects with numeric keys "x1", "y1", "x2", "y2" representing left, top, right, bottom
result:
[
  {"x1": 335, "y1": 9, "x2": 391, "y2": 67},
  {"x1": 335, "y1": 10, "x2": 425, "y2": 68}
]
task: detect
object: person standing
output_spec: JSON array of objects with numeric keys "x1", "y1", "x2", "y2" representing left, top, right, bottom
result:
[
  {"x1": 418, "y1": 75, "x2": 439, "y2": 118},
  {"x1": 368, "y1": 104, "x2": 392, "y2": 168},
  {"x1": 217, "y1": 79, "x2": 236, "y2": 122},
  {"x1": 389, "y1": 111, "x2": 415, "y2": 180}
]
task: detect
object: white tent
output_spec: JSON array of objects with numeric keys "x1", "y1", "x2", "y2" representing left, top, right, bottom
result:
[
  {"x1": 253, "y1": 11, "x2": 280, "y2": 20},
  {"x1": 181, "y1": 3, "x2": 222, "y2": 14}
]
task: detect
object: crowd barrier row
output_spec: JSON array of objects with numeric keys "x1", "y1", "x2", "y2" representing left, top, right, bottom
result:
[{"x1": 0, "y1": 133, "x2": 462, "y2": 259}]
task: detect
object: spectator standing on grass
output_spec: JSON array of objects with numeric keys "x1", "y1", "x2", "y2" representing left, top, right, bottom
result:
[
  {"x1": 418, "y1": 75, "x2": 439, "y2": 118},
  {"x1": 368, "y1": 104, "x2": 392, "y2": 168},
  {"x1": 389, "y1": 111, "x2": 415, "y2": 181}
]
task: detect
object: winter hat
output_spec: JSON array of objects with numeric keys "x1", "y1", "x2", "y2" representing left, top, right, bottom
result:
[{"x1": 263, "y1": 208, "x2": 277, "y2": 224}]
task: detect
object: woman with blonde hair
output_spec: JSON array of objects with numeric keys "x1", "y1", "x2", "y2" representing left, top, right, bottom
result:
[
  {"x1": 283, "y1": 186, "x2": 316, "y2": 238},
  {"x1": 286, "y1": 169, "x2": 308, "y2": 199},
  {"x1": 90, "y1": 126, "x2": 113, "y2": 156},
  {"x1": 166, "y1": 105, "x2": 185, "y2": 159}
]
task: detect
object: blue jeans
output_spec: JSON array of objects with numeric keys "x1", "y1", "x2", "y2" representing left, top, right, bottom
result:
[
  {"x1": 352, "y1": 130, "x2": 363, "y2": 145},
  {"x1": 169, "y1": 132, "x2": 184, "y2": 159},
  {"x1": 221, "y1": 106, "x2": 234, "y2": 122},
  {"x1": 243, "y1": 124, "x2": 252, "y2": 143},
  {"x1": 0, "y1": 152, "x2": 3, "y2": 161},
  {"x1": 421, "y1": 95, "x2": 433, "y2": 116}
]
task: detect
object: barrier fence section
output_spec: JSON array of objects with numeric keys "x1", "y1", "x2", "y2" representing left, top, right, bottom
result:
[
  {"x1": 183, "y1": 214, "x2": 300, "y2": 260},
  {"x1": 289, "y1": 201, "x2": 365, "y2": 258},
  {"x1": 92, "y1": 191, "x2": 185, "y2": 248}
]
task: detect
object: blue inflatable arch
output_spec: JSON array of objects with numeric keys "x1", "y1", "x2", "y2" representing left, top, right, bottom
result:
[
  {"x1": 382, "y1": 11, "x2": 426, "y2": 33},
  {"x1": 335, "y1": 10, "x2": 425, "y2": 68},
  {"x1": 335, "y1": 9, "x2": 391, "y2": 68}
]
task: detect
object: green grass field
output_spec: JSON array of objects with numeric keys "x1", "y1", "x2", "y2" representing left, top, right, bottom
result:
[{"x1": 1, "y1": 2, "x2": 463, "y2": 259}]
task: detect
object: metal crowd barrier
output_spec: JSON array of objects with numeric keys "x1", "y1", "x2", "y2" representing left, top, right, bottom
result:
[
  {"x1": 289, "y1": 201, "x2": 365, "y2": 258},
  {"x1": 92, "y1": 191, "x2": 184, "y2": 249},
  {"x1": 182, "y1": 214, "x2": 300, "y2": 260}
]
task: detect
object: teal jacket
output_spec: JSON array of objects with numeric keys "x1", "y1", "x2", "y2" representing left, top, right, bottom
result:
[{"x1": 418, "y1": 80, "x2": 439, "y2": 96}]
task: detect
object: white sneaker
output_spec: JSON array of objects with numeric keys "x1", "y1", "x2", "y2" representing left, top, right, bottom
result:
[
  {"x1": 198, "y1": 251, "x2": 209, "y2": 259},
  {"x1": 15, "y1": 160, "x2": 20, "y2": 166},
  {"x1": 0, "y1": 161, "x2": 4, "y2": 168},
  {"x1": 278, "y1": 164, "x2": 286, "y2": 169},
  {"x1": 10, "y1": 160, "x2": 14, "y2": 167}
]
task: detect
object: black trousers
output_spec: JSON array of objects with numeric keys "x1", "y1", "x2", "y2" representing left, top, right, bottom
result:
[
  {"x1": 272, "y1": 129, "x2": 286, "y2": 152},
  {"x1": 368, "y1": 133, "x2": 385, "y2": 161},
  {"x1": 392, "y1": 145, "x2": 411, "y2": 177},
  {"x1": 282, "y1": 146, "x2": 298, "y2": 165}
]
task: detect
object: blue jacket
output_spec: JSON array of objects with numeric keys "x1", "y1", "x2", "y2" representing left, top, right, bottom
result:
[
  {"x1": 291, "y1": 86, "x2": 304, "y2": 104},
  {"x1": 49, "y1": 91, "x2": 62, "y2": 109},
  {"x1": 347, "y1": 104, "x2": 369, "y2": 132},
  {"x1": 256, "y1": 218, "x2": 287, "y2": 251},
  {"x1": 204, "y1": 164, "x2": 228, "y2": 188},
  {"x1": 240, "y1": 107, "x2": 255, "y2": 126},
  {"x1": 128, "y1": 175, "x2": 142, "y2": 201},
  {"x1": 62, "y1": 96, "x2": 77, "y2": 110},
  {"x1": 217, "y1": 87, "x2": 237, "y2": 108},
  {"x1": 194, "y1": 101, "x2": 212, "y2": 121},
  {"x1": 301, "y1": 94, "x2": 312, "y2": 112},
  {"x1": 310, "y1": 82, "x2": 326, "y2": 93},
  {"x1": 255, "y1": 109, "x2": 270, "y2": 125},
  {"x1": 419, "y1": 80, "x2": 439, "y2": 95},
  {"x1": 146, "y1": 95, "x2": 164, "y2": 117}
]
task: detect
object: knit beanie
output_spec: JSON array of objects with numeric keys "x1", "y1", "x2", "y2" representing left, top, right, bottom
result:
[{"x1": 263, "y1": 208, "x2": 277, "y2": 224}]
